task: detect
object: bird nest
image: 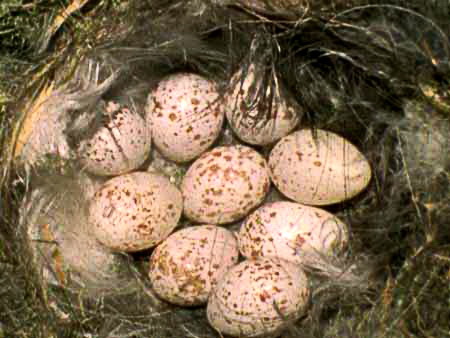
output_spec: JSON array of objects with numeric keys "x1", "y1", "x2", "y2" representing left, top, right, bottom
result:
[{"x1": 1, "y1": 1, "x2": 449, "y2": 337}]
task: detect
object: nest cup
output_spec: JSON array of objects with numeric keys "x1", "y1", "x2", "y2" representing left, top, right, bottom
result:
[{"x1": 2, "y1": 1, "x2": 450, "y2": 337}]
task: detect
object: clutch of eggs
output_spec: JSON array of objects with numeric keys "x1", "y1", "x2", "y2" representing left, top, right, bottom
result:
[
  {"x1": 149, "y1": 225, "x2": 239, "y2": 306},
  {"x1": 89, "y1": 171, "x2": 183, "y2": 252},
  {"x1": 77, "y1": 101, "x2": 151, "y2": 176},
  {"x1": 72, "y1": 70, "x2": 374, "y2": 336},
  {"x1": 269, "y1": 129, "x2": 372, "y2": 205},
  {"x1": 207, "y1": 257, "x2": 310, "y2": 338},
  {"x1": 223, "y1": 62, "x2": 301, "y2": 145},
  {"x1": 146, "y1": 72, "x2": 224, "y2": 163},
  {"x1": 238, "y1": 201, "x2": 349, "y2": 267}
]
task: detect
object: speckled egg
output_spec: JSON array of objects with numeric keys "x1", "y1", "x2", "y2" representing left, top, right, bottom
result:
[
  {"x1": 269, "y1": 129, "x2": 372, "y2": 205},
  {"x1": 224, "y1": 63, "x2": 301, "y2": 145},
  {"x1": 147, "y1": 73, "x2": 224, "y2": 162},
  {"x1": 78, "y1": 101, "x2": 151, "y2": 176},
  {"x1": 207, "y1": 257, "x2": 310, "y2": 338},
  {"x1": 149, "y1": 225, "x2": 239, "y2": 306},
  {"x1": 181, "y1": 145, "x2": 271, "y2": 224},
  {"x1": 238, "y1": 201, "x2": 348, "y2": 266},
  {"x1": 89, "y1": 171, "x2": 182, "y2": 252}
]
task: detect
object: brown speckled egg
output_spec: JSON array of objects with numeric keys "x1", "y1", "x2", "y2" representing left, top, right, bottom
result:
[
  {"x1": 147, "y1": 73, "x2": 224, "y2": 163},
  {"x1": 78, "y1": 101, "x2": 151, "y2": 176},
  {"x1": 224, "y1": 63, "x2": 301, "y2": 145},
  {"x1": 269, "y1": 129, "x2": 372, "y2": 205},
  {"x1": 207, "y1": 257, "x2": 310, "y2": 338},
  {"x1": 149, "y1": 225, "x2": 239, "y2": 306},
  {"x1": 238, "y1": 201, "x2": 348, "y2": 266},
  {"x1": 89, "y1": 172, "x2": 182, "y2": 252},
  {"x1": 181, "y1": 145, "x2": 271, "y2": 224}
]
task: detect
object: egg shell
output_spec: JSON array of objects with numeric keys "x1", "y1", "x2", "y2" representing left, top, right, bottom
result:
[
  {"x1": 149, "y1": 225, "x2": 239, "y2": 306},
  {"x1": 224, "y1": 63, "x2": 300, "y2": 145},
  {"x1": 238, "y1": 201, "x2": 348, "y2": 266},
  {"x1": 181, "y1": 145, "x2": 271, "y2": 224},
  {"x1": 207, "y1": 257, "x2": 310, "y2": 338},
  {"x1": 89, "y1": 171, "x2": 182, "y2": 252},
  {"x1": 78, "y1": 102, "x2": 151, "y2": 176},
  {"x1": 147, "y1": 73, "x2": 224, "y2": 162},
  {"x1": 269, "y1": 129, "x2": 372, "y2": 205}
]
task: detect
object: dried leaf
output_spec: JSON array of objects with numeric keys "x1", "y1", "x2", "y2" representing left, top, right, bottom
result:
[{"x1": 12, "y1": 81, "x2": 55, "y2": 160}]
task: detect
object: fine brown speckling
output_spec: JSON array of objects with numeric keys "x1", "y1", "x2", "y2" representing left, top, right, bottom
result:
[
  {"x1": 78, "y1": 102, "x2": 151, "y2": 176},
  {"x1": 207, "y1": 257, "x2": 310, "y2": 337},
  {"x1": 269, "y1": 129, "x2": 372, "y2": 205},
  {"x1": 146, "y1": 73, "x2": 224, "y2": 163},
  {"x1": 238, "y1": 201, "x2": 349, "y2": 266},
  {"x1": 89, "y1": 172, "x2": 183, "y2": 252},
  {"x1": 181, "y1": 145, "x2": 271, "y2": 224},
  {"x1": 149, "y1": 225, "x2": 239, "y2": 306}
]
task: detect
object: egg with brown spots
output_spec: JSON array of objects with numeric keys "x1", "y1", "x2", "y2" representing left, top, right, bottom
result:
[
  {"x1": 238, "y1": 201, "x2": 348, "y2": 267},
  {"x1": 146, "y1": 73, "x2": 224, "y2": 163},
  {"x1": 224, "y1": 63, "x2": 301, "y2": 145},
  {"x1": 181, "y1": 145, "x2": 271, "y2": 224},
  {"x1": 78, "y1": 101, "x2": 151, "y2": 176},
  {"x1": 207, "y1": 257, "x2": 310, "y2": 338},
  {"x1": 269, "y1": 129, "x2": 372, "y2": 205},
  {"x1": 149, "y1": 225, "x2": 239, "y2": 306},
  {"x1": 89, "y1": 172, "x2": 182, "y2": 252}
]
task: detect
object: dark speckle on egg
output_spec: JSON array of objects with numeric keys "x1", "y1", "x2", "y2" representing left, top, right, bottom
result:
[
  {"x1": 89, "y1": 172, "x2": 182, "y2": 252},
  {"x1": 181, "y1": 145, "x2": 270, "y2": 224},
  {"x1": 147, "y1": 73, "x2": 224, "y2": 163}
]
